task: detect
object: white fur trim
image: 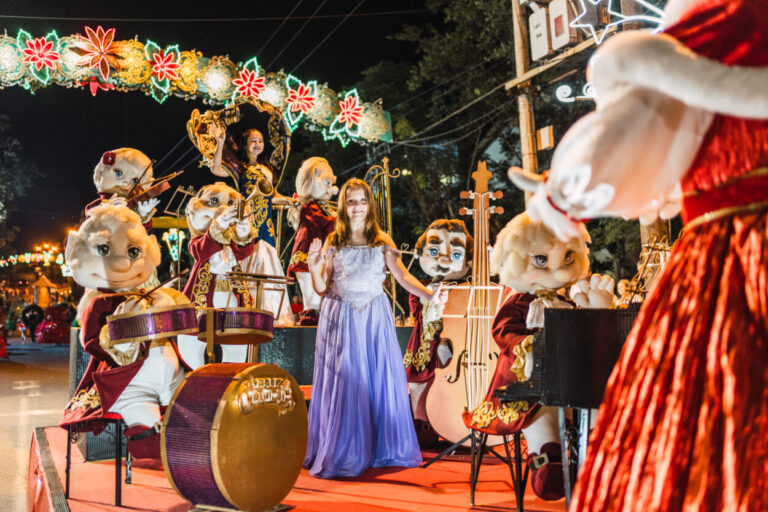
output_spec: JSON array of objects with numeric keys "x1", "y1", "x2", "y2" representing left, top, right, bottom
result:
[{"x1": 590, "y1": 31, "x2": 768, "y2": 119}]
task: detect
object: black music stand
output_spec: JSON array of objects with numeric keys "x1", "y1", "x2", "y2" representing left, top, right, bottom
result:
[{"x1": 495, "y1": 306, "x2": 639, "y2": 509}]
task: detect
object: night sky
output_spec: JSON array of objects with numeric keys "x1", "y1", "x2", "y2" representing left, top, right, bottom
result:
[{"x1": 0, "y1": 1, "x2": 434, "y2": 250}]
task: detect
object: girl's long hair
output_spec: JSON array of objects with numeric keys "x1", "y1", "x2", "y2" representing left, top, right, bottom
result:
[
  {"x1": 238, "y1": 129, "x2": 275, "y2": 182},
  {"x1": 328, "y1": 178, "x2": 386, "y2": 249}
]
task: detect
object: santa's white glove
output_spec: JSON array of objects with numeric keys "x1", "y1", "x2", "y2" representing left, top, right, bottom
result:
[
  {"x1": 215, "y1": 206, "x2": 237, "y2": 230},
  {"x1": 571, "y1": 274, "x2": 616, "y2": 308},
  {"x1": 508, "y1": 166, "x2": 614, "y2": 242},
  {"x1": 136, "y1": 197, "x2": 161, "y2": 221},
  {"x1": 107, "y1": 194, "x2": 127, "y2": 208}
]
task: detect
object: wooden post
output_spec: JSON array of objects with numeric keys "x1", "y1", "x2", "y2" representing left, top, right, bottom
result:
[{"x1": 511, "y1": 0, "x2": 539, "y2": 178}]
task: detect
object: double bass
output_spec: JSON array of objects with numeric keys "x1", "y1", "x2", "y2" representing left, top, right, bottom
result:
[{"x1": 425, "y1": 162, "x2": 505, "y2": 446}]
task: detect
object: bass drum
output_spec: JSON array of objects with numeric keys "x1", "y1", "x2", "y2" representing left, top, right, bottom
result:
[{"x1": 162, "y1": 363, "x2": 307, "y2": 512}]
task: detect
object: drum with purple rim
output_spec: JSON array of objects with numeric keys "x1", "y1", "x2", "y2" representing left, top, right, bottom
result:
[
  {"x1": 197, "y1": 307, "x2": 274, "y2": 345},
  {"x1": 107, "y1": 303, "x2": 198, "y2": 344},
  {"x1": 161, "y1": 362, "x2": 307, "y2": 512}
]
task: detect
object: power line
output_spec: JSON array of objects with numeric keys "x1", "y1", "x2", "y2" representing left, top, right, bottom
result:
[
  {"x1": 265, "y1": 0, "x2": 328, "y2": 70},
  {"x1": 0, "y1": 9, "x2": 428, "y2": 23},
  {"x1": 388, "y1": 57, "x2": 500, "y2": 112},
  {"x1": 392, "y1": 59, "x2": 504, "y2": 123},
  {"x1": 290, "y1": 0, "x2": 365, "y2": 74},
  {"x1": 404, "y1": 101, "x2": 510, "y2": 144},
  {"x1": 256, "y1": 0, "x2": 305, "y2": 56}
]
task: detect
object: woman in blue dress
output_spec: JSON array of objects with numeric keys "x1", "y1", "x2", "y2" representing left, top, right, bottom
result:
[
  {"x1": 210, "y1": 126, "x2": 293, "y2": 245},
  {"x1": 209, "y1": 125, "x2": 296, "y2": 325},
  {"x1": 304, "y1": 178, "x2": 444, "y2": 478}
]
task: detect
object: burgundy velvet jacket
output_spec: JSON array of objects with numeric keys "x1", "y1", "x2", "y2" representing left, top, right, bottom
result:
[
  {"x1": 287, "y1": 200, "x2": 335, "y2": 278},
  {"x1": 60, "y1": 294, "x2": 143, "y2": 433},
  {"x1": 404, "y1": 281, "x2": 442, "y2": 384},
  {"x1": 462, "y1": 292, "x2": 542, "y2": 435},
  {"x1": 182, "y1": 232, "x2": 254, "y2": 308}
]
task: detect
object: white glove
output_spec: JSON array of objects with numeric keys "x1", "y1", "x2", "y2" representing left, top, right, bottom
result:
[
  {"x1": 571, "y1": 274, "x2": 616, "y2": 308},
  {"x1": 235, "y1": 219, "x2": 252, "y2": 239},
  {"x1": 136, "y1": 197, "x2": 161, "y2": 220},
  {"x1": 215, "y1": 206, "x2": 237, "y2": 230}
]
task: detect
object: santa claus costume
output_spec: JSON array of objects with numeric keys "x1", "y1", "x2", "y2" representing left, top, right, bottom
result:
[{"x1": 520, "y1": 1, "x2": 768, "y2": 509}]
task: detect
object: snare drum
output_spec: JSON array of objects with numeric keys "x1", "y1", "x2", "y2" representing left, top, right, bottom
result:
[{"x1": 162, "y1": 363, "x2": 307, "y2": 512}]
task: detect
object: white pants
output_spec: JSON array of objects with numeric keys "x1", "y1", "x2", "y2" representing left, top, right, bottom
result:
[
  {"x1": 243, "y1": 240, "x2": 295, "y2": 326},
  {"x1": 109, "y1": 344, "x2": 185, "y2": 428}
]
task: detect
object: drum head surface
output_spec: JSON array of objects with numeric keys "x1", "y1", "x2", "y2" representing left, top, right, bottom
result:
[{"x1": 212, "y1": 363, "x2": 308, "y2": 511}]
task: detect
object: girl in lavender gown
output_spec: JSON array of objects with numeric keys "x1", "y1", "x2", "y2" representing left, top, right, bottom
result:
[{"x1": 304, "y1": 178, "x2": 443, "y2": 478}]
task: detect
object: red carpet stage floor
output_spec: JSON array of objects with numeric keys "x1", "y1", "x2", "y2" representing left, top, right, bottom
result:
[{"x1": 29, "y1": 426, "x2": 566, "y2": 512}]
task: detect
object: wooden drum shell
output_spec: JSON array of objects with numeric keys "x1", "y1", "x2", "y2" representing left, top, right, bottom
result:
[
  {"x1": 161, "y1": 363, "x2": 308, "y2": 512},
  {"x1": 197, "y1": 307, "x2": 274, "y2": 345}
]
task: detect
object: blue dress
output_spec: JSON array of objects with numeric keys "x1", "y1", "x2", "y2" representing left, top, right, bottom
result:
[
  {"x1": 237, "y1": 164, "x2": 276, "y2": 246},
  {"x1": 304, "y1": 245, "x2": 422, "y2": 478}
]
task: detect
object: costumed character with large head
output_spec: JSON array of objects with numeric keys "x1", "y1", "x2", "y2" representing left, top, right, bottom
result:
[
  {"x1": 286, "y1": 157, "x2": 338, "y2": 325},
  {"x1": 403, "y1": 219, "x2": 472, "y2": 423},
  {"x1": 463, "y1": 208, "x2": 613, "y2": 501},
  {"x1": 188, "y1": 98, "x2": 294, "y2": 325},
  {"x1": 512, "y1": 1, "x2": 768, "y2": 509},
  {"x1": 60, "y1": 204, "x2": 190, "y2": 461},
  {"x1": 178, "y1": 182, "x2": 257, "y2": 368},
  {"x1": 88, "y1": 148, "x2": 159, "y2": 226}
]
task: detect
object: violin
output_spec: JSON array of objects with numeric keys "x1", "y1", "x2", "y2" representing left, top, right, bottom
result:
[{"x1": 126, "y1": 170, "x2": 184, "y2": 209}]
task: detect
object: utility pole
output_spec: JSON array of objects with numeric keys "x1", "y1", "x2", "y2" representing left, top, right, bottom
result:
[{"x1": 510, "y1": 0, "x2": 539, "y2": 177}]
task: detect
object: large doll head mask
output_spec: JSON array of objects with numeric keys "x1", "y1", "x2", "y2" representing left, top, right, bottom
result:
[
  {"x1": 295, "y1": 157, "x2": 338, "y2": 202},
  {"x1": 185, "y1": 182, "x2": 241, "y2": 237},
  {"x1": 93, "y1": 148, "x2": 153, "y2": 197},
  {"x1": 414, "y1": 219, "x2": 473, "y2": 281},
  {"x1": 490, "y1": 211, "x2": 590, "y2": 293},
  {"x1": 65, "y1": 204, "x2": 161, "y2": 291}
]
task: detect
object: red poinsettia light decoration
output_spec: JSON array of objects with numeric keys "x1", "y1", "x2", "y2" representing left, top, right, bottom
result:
[
  {"x1": 151, "y1": 50, "x2": 181, "y2": 81},
  {"x1": 232, "y1": 68, "x2": 265, "y2": 98},
  {"x1": 21, "y1": 37, "x2": 60, "y2": 71},
  {"x1": 338, "y1": 94, "x2": 364, "y2": 127},
  {"x1": 77, "y1": 76, "x2": 116, "y2": 97},
  {"x1": 75, "y1": 25, "x2": 119, "y2": 81},
  {"x1": 286, "y1": 83, "x2": 316, "y2": 114}
]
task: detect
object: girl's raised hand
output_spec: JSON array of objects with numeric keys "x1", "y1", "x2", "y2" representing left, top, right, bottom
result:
[{"x1": 308, "y1": 238, "x2": 324, "y2": 269}]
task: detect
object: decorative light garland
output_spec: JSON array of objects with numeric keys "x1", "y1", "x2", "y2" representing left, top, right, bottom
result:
[{"x1": 0, "y1": 25, "x2": 392, "y2": 146}]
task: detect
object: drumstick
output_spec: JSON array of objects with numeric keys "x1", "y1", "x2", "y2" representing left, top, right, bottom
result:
[{"x1": 138, "y1": 269, "x2": 191, "y2": 301}]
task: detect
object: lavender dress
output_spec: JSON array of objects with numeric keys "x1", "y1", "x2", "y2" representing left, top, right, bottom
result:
[{"x1": 304, "y1": 245, "x2": 422, "y2": 478}]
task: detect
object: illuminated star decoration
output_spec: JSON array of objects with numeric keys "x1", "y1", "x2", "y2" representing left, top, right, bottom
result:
[
  {"x1": 570, "y1": 0, "x2": 664, "y2": 45},
  {"x1": 17, "y1": 29, "x2": 60, "y2": 85},
  {"x1": 232, "y1": 58, "x2": 265, "y2": 99},
  {"x1": 74, "y1": 25, "x2": 118, "y2": 81},
  {"x1": 555, "y1": 82, "x2": 597, "y2": 103},
  {"x1": 284, "y1": 74, "x2": 317, "y2": 132}
]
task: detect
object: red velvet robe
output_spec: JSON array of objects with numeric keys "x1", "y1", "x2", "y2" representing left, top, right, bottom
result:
[
  {"x1": 287, "y1": 200, "x2": 335, "y2": 278},
  {"x1": 182, "y1": 232, "x2": 255, "y2": 308}
]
